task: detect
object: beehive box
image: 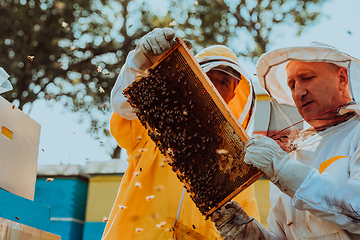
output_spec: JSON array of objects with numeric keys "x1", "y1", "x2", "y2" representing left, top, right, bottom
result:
[
  {"x1": 124, "y1": 38, "x2": 262, "y2": 217},
  {"x1": 82, "y1": 161, "x2": 127, "y2": 240},
  {"x1": 0, "y1": 96, "x2": 41, "y2": 200},
  {"x1": 0, "y1": 188, "x2": 51, "y2": 231},
  {"x1": 36, "y1": 164, "x2": 89, "y2": 240},
  {"x1": 0, "y1": 216, "x2": 60, "y2": 240}
]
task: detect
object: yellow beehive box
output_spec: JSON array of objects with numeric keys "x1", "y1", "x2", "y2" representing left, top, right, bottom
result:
[
  {"x1": 84, "y1": 160, "x2": 128, "y2": 222},
  {"x1": 0, "y1": 96, "x2": 40, "y2": 200}
]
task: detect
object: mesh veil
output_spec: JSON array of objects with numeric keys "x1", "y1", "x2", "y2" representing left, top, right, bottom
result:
[
  {"x1": 267, "y1": 97, "x2": 305, "y2": 152},
  {"x1": 256, "y1": 44, "x2": 360, "y2": 151}
]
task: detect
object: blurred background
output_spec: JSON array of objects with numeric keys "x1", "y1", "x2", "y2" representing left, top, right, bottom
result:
[
  {"x1": 1, "y1": 0, "x2": 359, "y2": 239},
  {"x1": 1, "y1": 0, "x2": 359, "y2": 166}
]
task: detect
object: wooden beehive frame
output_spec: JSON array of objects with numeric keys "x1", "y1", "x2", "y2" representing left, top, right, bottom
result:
[{"x1": 124, "y1": 38, "x2": 262, "y2": 217}]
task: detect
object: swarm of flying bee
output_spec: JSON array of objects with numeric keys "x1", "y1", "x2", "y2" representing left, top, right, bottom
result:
[{"x1": 124, "y1": 46, "x2": 259, "y2": 216}]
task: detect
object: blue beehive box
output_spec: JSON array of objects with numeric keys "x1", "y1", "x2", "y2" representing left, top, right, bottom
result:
[
  {"x1": 35, "y1": 165, "x2": 89, "y2": 240},
  {"x1": 0, "y1": 188, "x2": 51, "y2": 231}
]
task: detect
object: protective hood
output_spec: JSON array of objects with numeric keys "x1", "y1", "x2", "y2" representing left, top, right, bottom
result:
[
  {"x1": 255, "y1": 43, "x2": 360, "y2": 151},
  {"x1": 195, "y1": 45, "x2": 256, "y2": 131},
  {"x1": 256, "y1": 43, "x2": 360, "y2": 114}
]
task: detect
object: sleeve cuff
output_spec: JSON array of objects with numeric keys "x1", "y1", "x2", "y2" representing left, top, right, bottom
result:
[{"x1": 276, "y1": 158, "x2": 315, "y2": 198}]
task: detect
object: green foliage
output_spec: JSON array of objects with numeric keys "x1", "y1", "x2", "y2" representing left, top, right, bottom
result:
[
  {"x1": 169, "y1": 0, "x2": 327, "y2": 59},
  {"x1": 0, "y1": 0, "x2": 160, "y2": 140},
  {"x1": 0, "y1": 0, "x2": 328, "y2": 151},
  {"x1": 0, "y1": 0, "x2": 90, "y2": 109}
]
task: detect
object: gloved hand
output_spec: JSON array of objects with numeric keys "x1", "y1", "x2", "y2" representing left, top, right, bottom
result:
[
  {"x1": 133, "y1": 28, "x2": 176, "y2": 70},
  {"x1": 211, "y1": 201, "x2": 276, "y2": 240},
  {"x1": 244, "y1": 135, "x2": 314, "y2": 198},
  {"x1": 211, "y1": 201, "x2": 253, "y2": 231}
]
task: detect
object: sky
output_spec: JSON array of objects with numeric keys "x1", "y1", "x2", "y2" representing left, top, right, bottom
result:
[
  {"x1": 25, "y1": 0, "x2": 360, "y2": 166},
  {"x1": 237, "y1": 0, "x2": 360, "y2": 78}
]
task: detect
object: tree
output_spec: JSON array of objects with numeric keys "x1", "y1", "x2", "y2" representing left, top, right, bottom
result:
[
  {"x1": 0, "y1": 0, "x2": 166, "y2": 141},
  {"x1": 0, "y1": 0, "x2": 328, "y2": 156},
  {"x1": 167, "y1": 0, "x2": 327, "y2": 59}
]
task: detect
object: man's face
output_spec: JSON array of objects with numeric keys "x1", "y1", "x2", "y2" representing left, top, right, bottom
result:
[
  {"x1": 206, "y1": 70, "x2": 237, "y2": 104},
  {"x1": 286, "y1": 61, "x2": 350, "y2": 123}
]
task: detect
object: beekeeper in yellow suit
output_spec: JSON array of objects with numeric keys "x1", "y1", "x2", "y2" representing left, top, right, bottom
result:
[{"x1": 102, "y1": 28, "x2": 259, "y2": 240}]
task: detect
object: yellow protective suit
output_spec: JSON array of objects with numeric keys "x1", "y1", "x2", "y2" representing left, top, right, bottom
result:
[{"x1": 102, "y1": 45, "x2": 259, "y2": 240}]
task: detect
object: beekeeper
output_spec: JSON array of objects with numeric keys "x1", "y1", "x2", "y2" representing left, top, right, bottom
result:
[
  {"x1": 102, "y1": 28, "x2": 259, "y2": 240},
  {"x1": 211, "y1": 43, "x2": 360, "y2": 239}
]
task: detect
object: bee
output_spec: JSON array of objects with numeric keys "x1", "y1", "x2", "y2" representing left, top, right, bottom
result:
[
  {"x1": 146, "y1": 195, "x2": 155, "y2": 201},
  {"x1": 155, "y1": 221, "x2": 167, "y2": 228},
  {"x1": 46, "y1": 178, "x2": 54, "y2": 182},
  {"x1": 135, "y1": 228, "x2": 143, "y2": 233}
]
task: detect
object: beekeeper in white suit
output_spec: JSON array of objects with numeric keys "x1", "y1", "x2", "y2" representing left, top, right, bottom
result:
[{"x1": 211, "y1": 43, "x2": 360, "y2": 239}]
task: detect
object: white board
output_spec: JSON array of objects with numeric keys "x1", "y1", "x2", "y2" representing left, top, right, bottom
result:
[{"x1": 0, "y1": 96, "x2": 40, "y2": 200}]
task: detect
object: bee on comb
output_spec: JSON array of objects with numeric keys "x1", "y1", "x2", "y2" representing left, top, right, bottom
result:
[{"x1": 123, "y1": 38, "x2": 262, "y2": 217}]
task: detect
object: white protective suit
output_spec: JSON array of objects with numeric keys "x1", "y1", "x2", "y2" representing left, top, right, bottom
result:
[{"x1": 254, "y1": 44, "x2": 360, "y2": 239}]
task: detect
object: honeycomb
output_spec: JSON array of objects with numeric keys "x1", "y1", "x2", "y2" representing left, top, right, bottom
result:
[{"x1": 123, "y1": 38, "x2": 262, "y2": 217}]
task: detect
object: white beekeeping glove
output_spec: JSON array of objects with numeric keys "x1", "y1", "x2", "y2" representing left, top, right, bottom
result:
[
  {"x1": 133, "y1": 28, "x2": 176, "y2": 70},
  {"x1": 244, "y1": 135, "x2": 315, "y2": 198},
  {"x1": 211, "y1": 201, "x2": 282, "y2": 240},
  {"x1": 0, "y1": 67, "x2": 12, "y2": 94},
  {"x1": 133, "y1": 28, "x2": 192, "y2": 70}
]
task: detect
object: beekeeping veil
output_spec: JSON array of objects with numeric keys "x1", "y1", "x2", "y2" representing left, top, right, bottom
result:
[
  {"x1": 195, "y1": 45, "x2": 256, "y2": 131},
  {"x1": 256, "y1": 43, "x2": 360, "y2": 151}
]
